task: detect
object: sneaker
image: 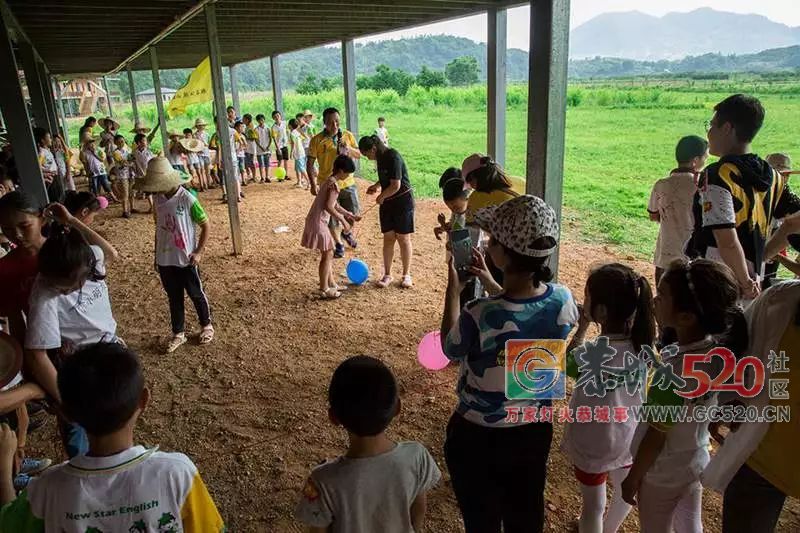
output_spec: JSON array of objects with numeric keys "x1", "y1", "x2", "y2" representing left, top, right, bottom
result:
[
  {"x1": 13, "y1": 473, "x2": 31, "y2": 491},
  {"x1": 20, "y1": 457, "x2": 52, "y2": 476},
  {"x1": 334, "y1": 244, "x2": 345, "y2": 258},
  {"x1": 341, "y1": 231, "x2": 358, "y2": 249},
  {"x1": 400, "y1": 275, "x2": 413, "y2": 289}
]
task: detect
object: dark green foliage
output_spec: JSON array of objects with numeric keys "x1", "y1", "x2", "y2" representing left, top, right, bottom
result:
[{"x1": 445, "y1": 56, "x2": 480, "y2": 86}]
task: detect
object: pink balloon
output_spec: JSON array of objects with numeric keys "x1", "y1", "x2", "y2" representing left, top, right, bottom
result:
[
  {"x1": 417, "y1": 331, "x2": 450, "y2": 371},
  {"x1": 97, "y1": 196, "x2": 109, "y2": 209}
]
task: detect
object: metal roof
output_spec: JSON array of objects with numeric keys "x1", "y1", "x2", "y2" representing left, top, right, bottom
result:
[{"x1": 5, "y1": 0, "x2": 522, "y2": 76}]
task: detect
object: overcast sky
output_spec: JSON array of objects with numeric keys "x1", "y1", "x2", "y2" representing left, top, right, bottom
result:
[{"x1": 356, "y1": 0, "x2": 800, "y2": 51}]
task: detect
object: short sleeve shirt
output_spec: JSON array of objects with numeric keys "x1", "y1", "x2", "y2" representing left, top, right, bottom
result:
[
  {"x1": 25, "y1": 246, "x2": 117, "y2": 352},
  {"x1": 245, "y1": 125, "x2": 258, "y2": 155},
  {"x1": 255, "y1": 125, "x2": 271, "y2": 155},
  {"x1": 112, "y1": 147, "x2": 131, "y2": 180},
  {"x1": 0, "y1": 446, "x2": 224, "y2": 532},
  {"x1": 294, "y1": 442, "x2": 441, "y2": 533},
  {"x1": 308, "y1": 129, "x2": 358, "y2": 189},
  {"x1": 82, "y1": 149, "x2": 105, "y2": 177},
  {"x1": 194, "y1": 130, "x2": 211, "y2": 158},
  {"x1": 37, "y1": 148, "x2": 57, "y2": 175},
  {"x1": 648, "y1": 171, "x2": 697, "y2": 269},
  {"x1": 155, "y1": 187, "x2": 208, "y2": 267},
  {"x1": 133, "y1": 147, "x2": 154, "y2": 177},
  {"x1": 290, "y1": 129, "x2": 306, "y2": 160},
  {"x1": 270, "y1": 121, "x2": 288, "y2": 149},
  {"x1": 443, "y1": 285, "x2": 578, "y2": 427}
]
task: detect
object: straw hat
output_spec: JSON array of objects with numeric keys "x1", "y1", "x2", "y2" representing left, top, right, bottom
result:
[
  {"x1": 130, "y1": 121, "x2": 152, "y2": 134},
  {"x1": 135, "y1": 156, "x2": 191, "y2": 192},
  {"x1": 167, "y1": 129, "x2": 183, "y2": 139},
  {"x1": 0, "y1": 333, "x2": 23, "y2": 391},
  {"x1": 303, "y1": 109, "x2": 315, "y2": 118},
  {"x1": 194, "y1": 117, "x2": 209, "y2": 128},
  {"x1": 179, "y1": 137, "x2": 205, "y2": 153},
  {"x1": 99, "y1": 116, "x2": 120, "y2": 131}
]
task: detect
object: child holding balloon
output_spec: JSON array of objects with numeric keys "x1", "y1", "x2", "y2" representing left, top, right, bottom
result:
[{"x1": 301, "y1": 155, "x2": 361, "y2": 299}]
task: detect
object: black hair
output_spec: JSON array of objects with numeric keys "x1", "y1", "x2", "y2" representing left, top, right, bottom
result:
[
  {"x1": 586, "y1": 263, "x2": 656, "y2": 353},
  {"x1": 661, "y1": 258, "x2": 748, "y2": 356},
  {"x1": 468, "y1": 157, "x2": 513, "y2": 192},
  {"x1": 83, "y1": 116, "x2": 96, "y2": 127},
  {"x1": 322, "y1": 107, "x2": 339, "y2": 121},
  {"x1": 226, "y1": 106, "x2": 235, "y2": 112},
  {"x1": 358, "y1": 135, "x2": 387, "y2": 155},
  {"x1": 288, "y1": 118, "x2": 298, "y2": 130},
  {"x1": 496, "y1": 236, "x2": 555, "y2": 288},
  {"x1": 332, "y1": 154, "x2": 356, "y2": 175},
  {"x1": 329, "y1": 355, "x2": 398, "y2": 436},
  {"x1": 59, "y1": 343, "x2": 144, "y2": 436},
  {"x1": 713, "y1": 94, "x2": 765, "y2": 144},
  {"x1": 182, "y1": 128, "x2": 192, "y2": 135},
  {"x1": 442, "y1": 177, "x2": 468, "y2": 202},
  {"x1": 113, "y1": 134, "x2": 125, "y2": 143},
  {"x1": 234, "y1": 120, "x2": 243, "y2": 129},
  {"x1": 242, "y1": 113, "x2": 252, "y2": 122},
  {"x1": 271, "y1": 110, "x2": 281, "y2": 118},
  {"x1": 33, "y1": 127, "x2": 50, "y2": 146},
  {"x1": 377, "y1": 116, "x2": 386, "y2": 122},
  {"x1": 295, "y1": 113, "x2": 304, "y2": 120},
  {"x1": 256, "y1": 114, "x2": 265, "y2": 121},
  {"x1": 38, "y1": 225, "x2": 105, "y2": 284},
  {"x1": 439, "y1": 167, "x2": 462, "y2": 188},
  {"x1": 0, "y1": 190, "x2": 40, "y2": 217},
  {"x1": 64, "y1": 190, "x2": 100, "y2": 216},
  {"x1": 133, "y1": 133, "x2": 146, "y2": 144},
  {"x1": 675, "y1": 135, "x2": 708, "y2": 164}
]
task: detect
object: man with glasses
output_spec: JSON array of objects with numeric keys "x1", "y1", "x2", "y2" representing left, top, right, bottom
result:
[{"x1": 690, "y1": 94, "x2": 799, "y2": 300}]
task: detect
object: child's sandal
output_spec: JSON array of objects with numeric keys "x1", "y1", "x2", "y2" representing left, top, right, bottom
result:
[
  {"x1": 375, "y1": 275, "x2": 393, "y2": 288},
  {"x1": 166, "y1": 333, "x2": 187, "y2": 354},
  {"x1": 199, "y1": 325, "x2": 214, "y2": 345},
  {"x1": 320, "y1": 288, "x2": 342, "y2": 300}
]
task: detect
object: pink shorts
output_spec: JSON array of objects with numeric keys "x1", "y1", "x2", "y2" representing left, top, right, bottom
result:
[{"x1": 574, "y1": 464, "x2": 631, "y2": 486}]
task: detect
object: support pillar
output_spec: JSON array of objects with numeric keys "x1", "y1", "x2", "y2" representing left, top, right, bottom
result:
[
  {"x1": 525, "y1": 0, "x2": 570, "y2": 275},
  {"x1": 102, "y1": 76, "x2": 113, "y2": 118},
  {"x1": 270, "y1": 55, "x2": 282, "y2": 114},
  {"x1": 127, "y1": 65, "x2": 140, "y2": 125},
  {"x1": 149, "y1": 47, "x2": 169, "y2": 154},
  {"x1": 54, "y1": 78, "x2": 69, "y2": 145},
  {"x1": 341, "y1": 39, "x2": 358, "y2": 137},
  {"x1": 0, "y1": 13, "x2": 47, "y2": 206},
  {"x1": 487, "y1": 7, "x2": 507, "y2": 167},
  {"x1": 17, "y1": 41, "x2": 48, "y2": 129},
  {"x1": 229, "y1": 64, "x2": 240, "y2": 116},
  {"x1": 205, "y1": 3, "x2": 243, "y2": 255}
]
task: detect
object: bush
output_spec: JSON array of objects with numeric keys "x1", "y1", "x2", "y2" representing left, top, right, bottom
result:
[
  {"x1": 416, "y1": 66, "x2": 447, "y2": 89},
  {"x1": 445, "y1": 56, "x2": 480, "y2": 86}
]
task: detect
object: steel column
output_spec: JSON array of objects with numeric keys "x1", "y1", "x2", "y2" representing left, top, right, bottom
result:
[
  {"x1": 229, "y1": 64, "x2": 240, "y2": 116},
  {"x1": 149, "y1": 47, "x2": 169, "y2": 154},
  {"x1": 270, "y1": 55, "x2": 282, "y2": 114},
  {"x1": 127, "y1": 65, "x2": 140, "y2": 124},
  {"x1": 341, "y1": 39, "x2": 358, "y2": 137},
  {"x1": 487, "y1": 7, "x2": 507, "y2": 167}
]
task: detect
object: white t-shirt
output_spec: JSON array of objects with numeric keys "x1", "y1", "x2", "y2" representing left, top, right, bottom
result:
[
  {"x1": 648, "y1": 171, "x2": 697, "y2": 269},
  {"x1": 111, "y1": 147, "x2": 131, "y2": 180},
  {"x1": 630, "y1": 337, "x2": 718, "y2": 488},
  {"x1": 12, "y1": 446, "x2": 224, "y2": 531},
  {"x1": 561, "y1": 337, "x2": 642, "y2": 473},
  {"x1": 295, "y1": 441, "x2": 441, "y2": 533},
  {"x1": 82, "y1": 148, "x2": 106, "y2": 177},
  {"x1": 244, "y1": 126, "x2": 258, "y2": 155},
  {"x1": 374, "y1": 126, "x2": 389, "y2": 146},
  {"x1": 256, "y1": 125, "x2": 271, "y2": 155},
  {"x1": 166, "y1": 144, "x2": 183, "y2": 167},
  {"x1": 25, "y1": 246, "x2": 117, "y2": 352},
  {"x1": 133, "y1": 147, "x2": 154, "y2": 177},
  {"x1": 38, "y1": 147, "x2": 57, "y2": 175},
  {"x1": 155, "y1": 187, "x2": 208, "y2": 267},
  {"x1": 290, "y1": 129, "x2": 306, "y2": 160},
  {"x1": 194, "y1": 130, "x2": 211, "y2": 158},
  {"x1": 271, "y1": 121, "x2": 288, "y2": 149}
]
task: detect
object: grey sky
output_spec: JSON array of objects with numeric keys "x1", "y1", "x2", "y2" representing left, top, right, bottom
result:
[{"x1": 356, "y1": 0, "x2": 800, "y2": 51}]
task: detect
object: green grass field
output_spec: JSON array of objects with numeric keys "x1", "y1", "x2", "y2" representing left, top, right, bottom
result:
[{"x1": 68, "y1": 78, "x2": 800, "y2": 259}]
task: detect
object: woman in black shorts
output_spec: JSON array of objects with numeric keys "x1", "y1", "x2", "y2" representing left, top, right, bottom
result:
[{"x1": 360, "y1": 135, "x2": 415, "y2": 288}]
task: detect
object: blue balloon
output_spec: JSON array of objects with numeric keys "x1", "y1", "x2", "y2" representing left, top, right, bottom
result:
[{"x1": 346, "y1": 258, "x2": 369, "y2": 285}]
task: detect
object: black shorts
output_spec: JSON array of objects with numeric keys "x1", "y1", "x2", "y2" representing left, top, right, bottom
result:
[
  {"x1": 379, "y1": 201, "x2": 415, "y2": 234},
  {"x1": 276, "y1": 147, "x2": 289, "y2": 161}
]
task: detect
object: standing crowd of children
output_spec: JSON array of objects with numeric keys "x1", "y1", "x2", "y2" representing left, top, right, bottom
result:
[{"x1": 0, "y1": 93, "x2": 797, "y2": 533}]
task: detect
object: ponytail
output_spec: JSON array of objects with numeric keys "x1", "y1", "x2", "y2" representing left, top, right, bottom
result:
[
  {"x1": 630, "y1": 276, "x2": 656, "y2": 353},
  {"x1": 720, "y1": 306, "x2": 748, "y2": 357},
  {"x1": 38, "y1": 225, "x2": 104, "y2": 284},
  {"x1": 358, "y1": 135, "x2": 387, "y2": 155},
  {"x1": 471, "y1": 157, "x2": 513, "y2": 193}
]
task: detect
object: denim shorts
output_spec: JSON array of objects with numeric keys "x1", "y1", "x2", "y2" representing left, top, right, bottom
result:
[
  {"x1": 257, "y1": 153, "x2": 270, "y2": 168},
  {"x1": 200, "y1": 155, "x2": 211, "y2": 167}
]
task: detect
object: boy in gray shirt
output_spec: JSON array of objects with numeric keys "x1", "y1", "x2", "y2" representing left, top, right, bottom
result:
[{"x1": 295, "y1": 356, "x2": 441, "y2": 532}]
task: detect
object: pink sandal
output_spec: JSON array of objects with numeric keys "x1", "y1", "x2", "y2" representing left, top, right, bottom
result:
[{"x1": 375, "y1": 275, "x2": 393, "y2": 288}]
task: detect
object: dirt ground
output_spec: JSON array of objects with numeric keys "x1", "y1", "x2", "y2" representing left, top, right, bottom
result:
[{"x1": 29, "y1": 175, "x2": 800, "y2": 532}]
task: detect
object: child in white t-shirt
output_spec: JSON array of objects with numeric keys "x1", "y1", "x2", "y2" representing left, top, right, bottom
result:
[
  {"x1": 0, "y1": 343, "x2": 225, "y2": 531},
  {"x1": 111, "y1": 134, "x2": 134, "y2": 218},
  {"x1": 23, "y1": 202, "x2": 120, "y2": 458},
  {"x1": 295, "y1": 356, "x2": 441, "y2": 533},
  {"x1": 255, "y1": 114, "x2": 272, "y2": 183},
  {"x1": 133, "y1": 133, "x2": 156, "y2": 214},
  {"x1": 622, "y1": 258, "x2": 747, "y2": 533},
  {"x1": 562, "y1": 263, "x2": 656, "y2": 533},
  {"x1": 374, "y1": 116, "x2": 389, "y2": 147},
  {"x1": 288, "y1": 118, "x2": 309, "y2": 189},
  {"x1": 193, "y1": 118, "x2": 212, "y2": 190},
  {"x1": 139, "y1": 157, "x2": 214, "y2": 354},
  {"x1": 647, "y1": 135, "x2": 708, "y2": 283}
]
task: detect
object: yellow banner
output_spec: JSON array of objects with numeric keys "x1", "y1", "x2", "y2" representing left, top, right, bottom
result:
[{"x1": 166, "y1": 57, "x2": 212, "y2": 118}]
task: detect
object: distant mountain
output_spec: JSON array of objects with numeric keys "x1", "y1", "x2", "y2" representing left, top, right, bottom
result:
[
  {"x1": 569, "y1": 45, "x2": 800, "y2": 78},
  {"x1": 570, "y1": 8, "x2": 800, "y2": 60}
]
